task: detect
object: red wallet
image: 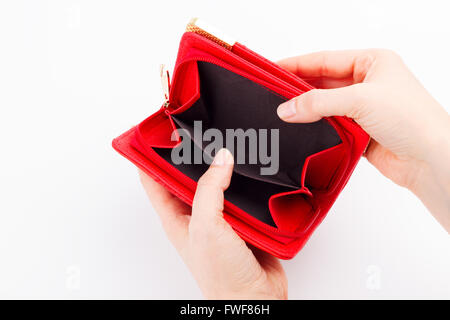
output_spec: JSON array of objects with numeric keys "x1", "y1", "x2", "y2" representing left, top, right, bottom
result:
[{"x1": 113, "y1": 20, "x2": 370, "y2": 259}]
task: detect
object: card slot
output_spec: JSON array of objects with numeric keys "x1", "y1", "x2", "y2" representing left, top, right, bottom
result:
[
  {"x1": 135, "y1": 108, "x2": 180, "y2": 149},
  {"x1": 169, "y1": 61, "x2": 200, "y2": 114},
  {"x1": 268, "y1": 143, "x2": 349, "y2": 233},
  {"x1": 269, "y1": 189, "x2": 317, "y2": 233},
  {"x1": 303, "y1": 142, "x2": 347, "y2": 191}
]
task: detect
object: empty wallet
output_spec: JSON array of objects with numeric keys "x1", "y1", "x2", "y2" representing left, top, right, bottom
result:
[{"x1": 112, "y1": 19, "x2": 370, "y2": 259}]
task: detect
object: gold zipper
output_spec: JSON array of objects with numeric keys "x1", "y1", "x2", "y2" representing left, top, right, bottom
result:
[{"x1": 186, "y1": 17, "x2": 236, "y2": 51}]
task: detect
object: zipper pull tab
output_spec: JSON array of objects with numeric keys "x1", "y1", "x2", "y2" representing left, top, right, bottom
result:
[{"x1": 160, "y1": 64, "x2": 171, "y2": 108}]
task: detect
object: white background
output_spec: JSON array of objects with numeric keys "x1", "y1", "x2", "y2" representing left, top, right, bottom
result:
[{"x1": 0, "y1": 0, "x2": 449, "y2": 299}]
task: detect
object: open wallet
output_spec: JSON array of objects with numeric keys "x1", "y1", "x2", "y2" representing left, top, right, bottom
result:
[{"x1": 112, "y1": 19, "x2": 370, "y2": 259}]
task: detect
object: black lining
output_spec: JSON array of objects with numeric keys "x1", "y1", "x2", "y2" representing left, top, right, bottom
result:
[{"x1": 172, "y1": 61, "x2": 341, "y2": 188}]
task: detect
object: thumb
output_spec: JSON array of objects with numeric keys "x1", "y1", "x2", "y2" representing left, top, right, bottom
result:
[
  {"x1": 277, "y1": 84, "x2": 369, "y2": 123},
  {"x1": 190, "y1": 148, "x2": 234, "y2": 228}
]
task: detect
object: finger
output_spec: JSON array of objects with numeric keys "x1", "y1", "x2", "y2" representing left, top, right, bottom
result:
[
  {"x1": 363, "y1": 140, "x2": 411, "y2": 188},
  {"x1": 277, "y1": 83, "x2": 371, "y2": 123},
  {"x1": 139, "y1": 170, "x2": 190, "y2": 249},
  {"x1": 248, "y1": 245, "x2": 282, "y2": 273},
  {"x1": 190, "y1": 148, "x2": 234, "y2": 229},
  {"x1": 278, "y1": 50, "x2": 375, "y2": 83},
  {"x1": 305, "y1": 76, "x2": 354, "y2": 89}
]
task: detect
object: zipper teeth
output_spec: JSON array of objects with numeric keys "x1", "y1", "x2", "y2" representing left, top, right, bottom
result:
[
  {"x1": 186, "y1": 22, "x2": 233, "y2": 51},
  {"x1": 185, "y1": 24, "x2": 232, "y2": 50}
]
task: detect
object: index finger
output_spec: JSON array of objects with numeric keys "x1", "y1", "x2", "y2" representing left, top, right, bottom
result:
[{"x1": 277, "y1": 49, "x2": 374, "y2": 82}]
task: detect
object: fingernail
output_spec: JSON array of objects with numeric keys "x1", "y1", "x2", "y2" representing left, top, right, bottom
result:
[
  {"x1": 212, "y1": 148, "x2": 233, "y2": 166},
  {"x1": 277, "y1": 100, "x2": 297, "y2": 119}
]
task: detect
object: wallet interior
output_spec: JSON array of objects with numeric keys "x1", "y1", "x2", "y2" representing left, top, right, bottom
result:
[{"x1": 143, "y1": 61, "x2": 347, "y2": 232}]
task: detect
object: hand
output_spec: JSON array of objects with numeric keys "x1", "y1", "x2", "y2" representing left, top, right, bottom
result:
[
  {"x1": 139, "y1": 148, "x2": 287, "y2": 299},
  {"x1": 277, "y1": 50, "x2": 450, "y2": 231}
]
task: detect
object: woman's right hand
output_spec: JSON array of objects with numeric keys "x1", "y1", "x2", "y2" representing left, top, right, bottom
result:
[{"x1": 276, "y1": 50, "x2": 450, "y2": 231}]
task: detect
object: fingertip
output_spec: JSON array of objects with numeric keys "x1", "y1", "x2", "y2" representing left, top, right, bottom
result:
[
  {"x1": 197, "y1": 148, "x2": 234, "y2": 192},
  {"x1": 276, "y1": 57, "x2": 291, "y2": 69},
  {"x1": 212, "y1": 148, "x2": 234, "y2": 167},
  {"x1": 277, "y1": 95, "x2": 322, "y2": 123},
  {"x1": 210, "y1": 148, "x2": 234, "y2": 189},
  {"x1": 277, "y1": 100, "x2": 297, "y2": 120}
]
